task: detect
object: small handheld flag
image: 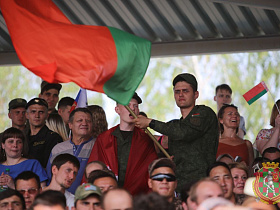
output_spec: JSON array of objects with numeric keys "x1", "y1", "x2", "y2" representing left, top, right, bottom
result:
[
  {"x1": 243, "y1": 81, "x2": 268, "y2": 105},
  {"x1": 70, "y1": 88, "x2": 88, "y2": 113}
]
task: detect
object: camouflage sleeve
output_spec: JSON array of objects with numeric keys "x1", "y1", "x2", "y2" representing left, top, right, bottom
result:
[{"x1": 152, "y1": 106, "x2": 218, "y2": 142}]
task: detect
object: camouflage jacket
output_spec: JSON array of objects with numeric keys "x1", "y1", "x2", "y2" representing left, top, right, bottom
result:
[{"x1": 151, "y1": 105, "x2": 219, "y2": 192}]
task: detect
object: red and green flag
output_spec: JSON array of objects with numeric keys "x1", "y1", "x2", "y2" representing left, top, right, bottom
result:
[
  {"x1": 243, "y1": 81, "x2": 269, "y2": 105},
  {"x1": 0, "y1": 0, "x2": 151, "y2": 105}
]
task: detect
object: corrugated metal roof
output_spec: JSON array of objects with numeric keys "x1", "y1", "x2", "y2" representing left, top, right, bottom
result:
[{"x1": 0, "y1": 0, "x2": 280, "y2": 65}]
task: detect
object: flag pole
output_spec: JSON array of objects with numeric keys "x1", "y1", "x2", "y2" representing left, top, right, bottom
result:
[
  {"x1": 125, "y1": 105, "x2": 171, "y2": 159},
  {"x1": 266, "y1": 87, "x2": 280, "y2": 114}
]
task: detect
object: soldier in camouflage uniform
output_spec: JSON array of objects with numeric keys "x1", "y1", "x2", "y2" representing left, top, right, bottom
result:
[{"x1": 135, "y1": 73, "x2": 219, "y2": 192}]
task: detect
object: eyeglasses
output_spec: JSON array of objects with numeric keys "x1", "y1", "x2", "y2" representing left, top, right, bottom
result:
[
  {"x1": 150, "y1": 173, "x2": 176, "y2": 182},
  {"x1": 18, "y1": 188, "x2": 38, "y2": 195}
]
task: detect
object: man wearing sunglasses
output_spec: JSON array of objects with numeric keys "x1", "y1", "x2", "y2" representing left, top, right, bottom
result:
[
  {"x1": 15, "y1": 171, "x2": 41, "y2": 209},
  {"x1": 148, "y1": 158, "x2": 182, "y2": 209}
]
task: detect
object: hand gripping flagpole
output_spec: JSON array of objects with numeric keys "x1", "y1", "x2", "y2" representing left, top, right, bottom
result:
[{"x1": 125, "y1": 105, "x2": 171, "y2": 159}]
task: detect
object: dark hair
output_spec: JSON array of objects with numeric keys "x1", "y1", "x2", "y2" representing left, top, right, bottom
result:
[
  {"x1": 58, "y1": 97, "x2": 74, "y2": 109},
  {"x1": 133, "y1": 192, "x2": 175, "y2": 210},
  {"x1": 215, "y1": 84, "x2": 232, "y2": 95},
  {"x1": 87, "y1": 105, "x2": 108, "y2": 138},
  {"x1": 88, "y1": 170, "x2": 117, "y2": 184},
  {"x1": 270, "y1": 100, "x2": 280, "y2": 127},
  {"x1": 173, "y1": 77, "x2": 197, "y2": 92},
  {"x1": 217, "y1": 104, "x2": 238, "y2": 134},
  {"x1": 51, "y1": 153, "x2": 80, "y2": 172},
  {"x1": 15, "y1": 171, "x2": 40, "y2": 190},
  {"x1": 139, "y1": 111, "x2": 148, "y2": 117},
  {"x1": 262, "y1": 147, "x2": 280, "y2": 157},
  {"x1": 148, "y1": 158, "x2": 176, "y2": 176},
  {"x1": 69, "y1": 108, "x2": 93, "y2": 123},
  {"x1": 0, "y1": 188, "x2": 26, "y2": 210},
  {"x1": 30, "y1": 190, "x2": 66, "y2": 210},
  {"x1": 0, "y1": 127, "x2": 28, "y2": 162},
  {"x1": 206, "y1": 162, "x2": 231, "y2": 176}
]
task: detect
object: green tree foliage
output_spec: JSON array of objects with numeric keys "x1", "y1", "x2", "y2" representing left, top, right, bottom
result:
[
  {"x1": 139, "y1": 51, "x2": 280, "y2": 143},
  {"x1": 0, "y1": 51, "x2": 279, "y2": 144}
]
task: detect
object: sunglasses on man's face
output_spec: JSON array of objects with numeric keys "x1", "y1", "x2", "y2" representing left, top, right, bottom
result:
[
  {"x1": 150, "y1": 173, "x2": 176, "y2": 182},
  {"x1": 18, "y1": 188, "x2": 38, "y2": 195}
]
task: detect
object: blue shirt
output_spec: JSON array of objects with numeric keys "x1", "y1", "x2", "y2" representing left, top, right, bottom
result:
[{"x1": 0, "y1": 159, "x2": 48, "y2": 182}]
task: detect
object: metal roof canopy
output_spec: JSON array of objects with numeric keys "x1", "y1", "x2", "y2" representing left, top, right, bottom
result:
[{"x1": 0, "y1": 0, "x2": 280, "y2": 65}]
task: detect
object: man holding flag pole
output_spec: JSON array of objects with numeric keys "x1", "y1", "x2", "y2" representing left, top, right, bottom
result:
[{"x1": 135, "y1": 73, "x2": 219, "y2": 192}]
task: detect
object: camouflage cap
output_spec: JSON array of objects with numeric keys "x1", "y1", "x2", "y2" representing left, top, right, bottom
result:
[
  {"x1": 75, "y1": 183, "x2": 102, "y2": 202},
  {"x1": 41, "y1": 81, "x2": 62, "y2": 94},
  {"x1": 8, "y1": 98, "x2": 27, "y2": 110},
  {"x1": 132, "y1": 92, "x2": 142, "y2": 104},
  {"x1": 172, "y1": 73, "x2": 197, "y2": 91},
  {"x1": 148, "y1": 158, "x2": 176, "y2": 176},
  {"x1": 26, "y1": 98, "x2": 48, "y2": 109}
]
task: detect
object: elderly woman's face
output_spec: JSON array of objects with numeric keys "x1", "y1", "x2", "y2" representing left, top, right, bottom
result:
[
  {"x1": 2, "y1": 137, "x2": 23, "y2": 159},
  {"x1": 231, "y1": 168, "x2": 247, "y2": 194}
]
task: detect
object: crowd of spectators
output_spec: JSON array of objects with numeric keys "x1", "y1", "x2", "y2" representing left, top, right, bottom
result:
[{"x1": 0, "y1": 75, "x2": 279, "y2": 210}]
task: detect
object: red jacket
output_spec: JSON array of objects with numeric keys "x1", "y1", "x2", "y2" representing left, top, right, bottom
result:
[{"x1": 87, "y1": 125, "x2": 158, "y2": 195}]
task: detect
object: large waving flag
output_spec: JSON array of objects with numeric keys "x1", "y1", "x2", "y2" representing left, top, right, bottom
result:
[
  {"x1": 243, "y1": 81, "x2": 268, "y2": 105},
  {"x1": 0, "y1": 0, "x2": 151, "y2": 105}
]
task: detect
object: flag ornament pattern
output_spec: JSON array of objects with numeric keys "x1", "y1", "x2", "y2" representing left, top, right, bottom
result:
[
  {"x1": 253, "y1": 162, "x2": 280, "y2": 204},
  {"x1": 243, "y1": 81, "x2": 268, "y2": 105},
  {"x1": 0, "y1": 0, "x2": 151, "y2": 105}
]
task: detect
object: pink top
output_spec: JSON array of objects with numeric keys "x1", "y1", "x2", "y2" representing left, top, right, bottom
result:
[{"x1": 254, "y1": 129, "x2": 280, "y2": 151}]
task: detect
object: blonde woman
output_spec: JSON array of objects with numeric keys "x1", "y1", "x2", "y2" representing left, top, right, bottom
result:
[{"x1": 46, "y1": 113, "x2": 68, "y2": 141}]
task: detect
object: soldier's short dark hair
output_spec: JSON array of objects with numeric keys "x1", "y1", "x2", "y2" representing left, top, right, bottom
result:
[
  {"x1": 262, "y1": 147, "x2": 280, "y2": 157},
  {"x1": 58, "y1": 97, "x2": 74, "y2": 109},
  {"x1": 206, "y1": 161, "x2": 231, "y2": 176}
]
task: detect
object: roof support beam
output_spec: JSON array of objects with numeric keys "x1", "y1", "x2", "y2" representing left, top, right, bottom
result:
[
  {"x1": 1, "y1": 36, "x2": 280, "y2": 65},
  {"x1": 211, "y1": 0, "x2": 280, "y2": 10},
  {"x1": 151, "y1": 35, "x2": 280, "y2": 57}
]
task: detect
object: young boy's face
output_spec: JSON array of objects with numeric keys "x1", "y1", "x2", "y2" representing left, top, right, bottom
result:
[{"x1": 214, "y1": 89, "x2": 232, "y2": 110}]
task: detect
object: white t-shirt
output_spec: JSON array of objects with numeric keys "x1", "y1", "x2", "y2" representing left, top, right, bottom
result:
[{"x1": 65, "y1": 190, "x2": 75, "y2": 209}]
